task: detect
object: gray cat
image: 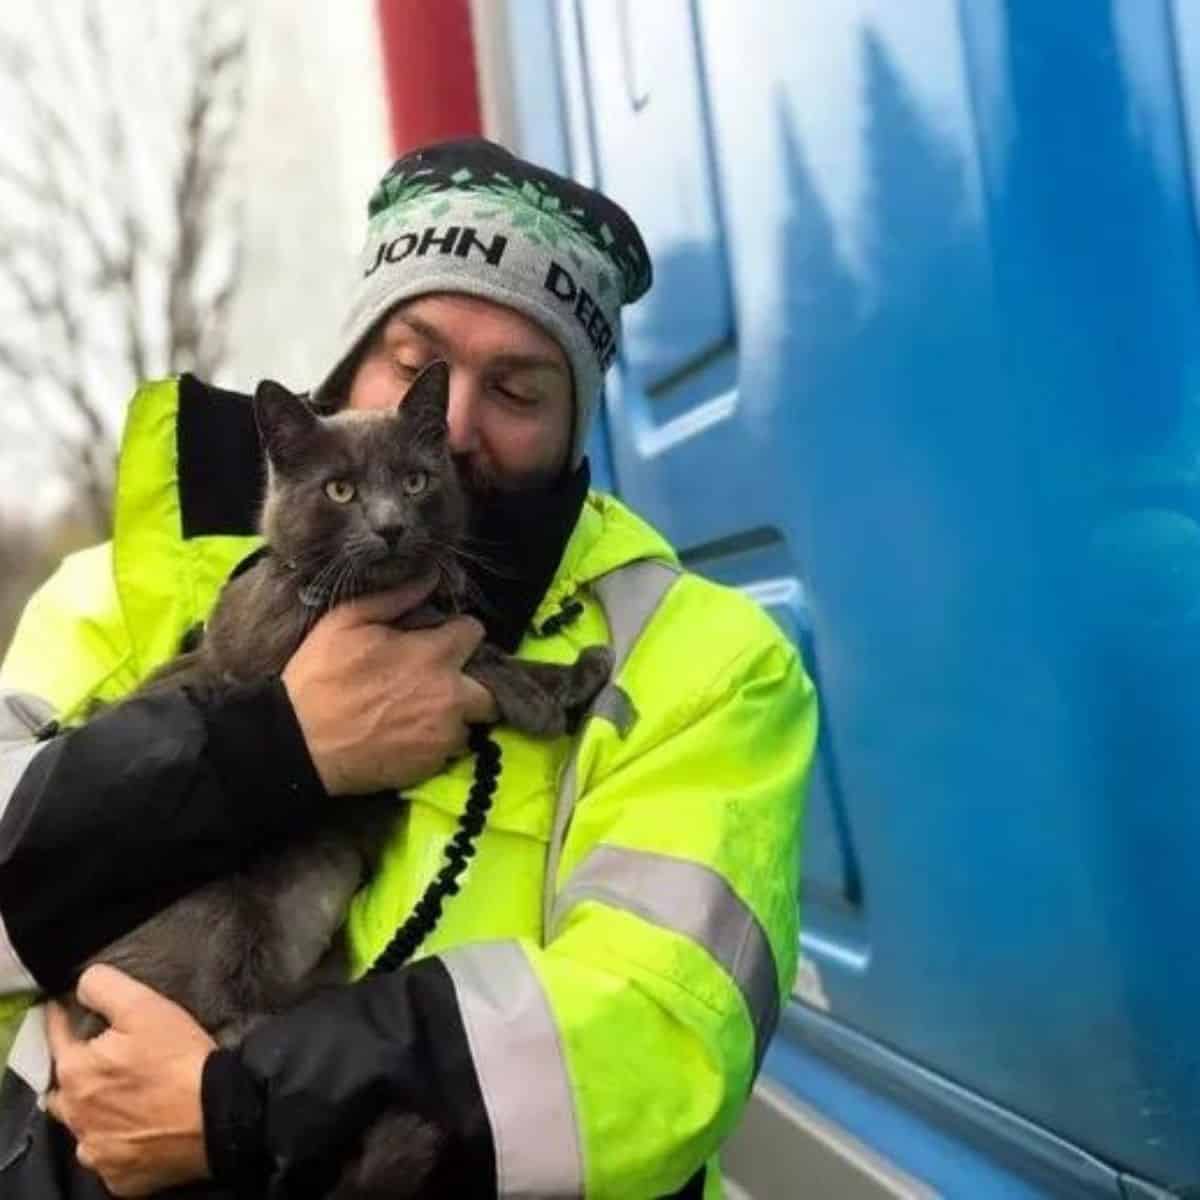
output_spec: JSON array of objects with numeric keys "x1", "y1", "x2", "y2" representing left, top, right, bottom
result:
[{"x1": 62, "y1": 363, "x2": 611, "y2": 1198}]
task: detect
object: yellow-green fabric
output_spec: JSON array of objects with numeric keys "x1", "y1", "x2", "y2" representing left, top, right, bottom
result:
[
  {"x1": 2, "y1": 379, "x2": 261, "y2": 719},
  {"x1": 0, "y1": 377, "x2": 816, "y2": 1197}
]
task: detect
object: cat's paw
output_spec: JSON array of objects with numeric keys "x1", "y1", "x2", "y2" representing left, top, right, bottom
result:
[
  {"x1": 566, "y1": 645, "x2": 615, "y2": 708},
  {"x1": 512, "y1": 694, "x2": 568, "y2": 739}
]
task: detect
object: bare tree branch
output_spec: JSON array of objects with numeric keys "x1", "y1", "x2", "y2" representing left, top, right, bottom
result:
[
  {"x1": 0, "y1": 237, "x2": 53, "y2": 319},
  {"x1": 0, "y1": 339, "x2": 38, "y2": 383},
  {"x1": 0, "y1": 0, "x2": 247, "y2": 536}
]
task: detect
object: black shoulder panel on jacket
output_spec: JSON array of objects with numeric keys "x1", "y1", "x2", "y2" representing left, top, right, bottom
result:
[{"x1": 177, "y1": 373, "x2": 265, "y2": 540}]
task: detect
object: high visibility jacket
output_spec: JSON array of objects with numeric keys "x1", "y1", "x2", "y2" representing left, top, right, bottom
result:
[{"x1": 0, "y1": 376, "x2": 816, "y2": 1198}]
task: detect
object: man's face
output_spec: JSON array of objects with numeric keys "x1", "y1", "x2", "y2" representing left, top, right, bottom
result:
[{"x1": 347, "y1": 294, "x2": 574, "y2": 492}]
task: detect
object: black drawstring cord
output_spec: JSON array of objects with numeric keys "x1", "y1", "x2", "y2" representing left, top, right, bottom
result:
[
  {"x1": 369, "y1": 592, "x2": 586, "y2": 972},
  {"x1": 367, "y1": 724, "x2": 502, "y2": 975}
]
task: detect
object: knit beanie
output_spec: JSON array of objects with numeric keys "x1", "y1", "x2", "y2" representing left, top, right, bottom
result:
[{"x1": 312, "y1": 138, "x2": 653, "y2": 466}]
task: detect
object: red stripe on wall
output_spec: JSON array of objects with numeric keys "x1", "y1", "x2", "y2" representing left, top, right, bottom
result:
[{"x1": 375, "y1": 0, "x2": 483, "y2": 154}]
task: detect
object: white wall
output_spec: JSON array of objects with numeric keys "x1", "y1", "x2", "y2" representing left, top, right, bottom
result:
[{"x1": 223, "y1": 0, "x2": 393, "y2": 393}]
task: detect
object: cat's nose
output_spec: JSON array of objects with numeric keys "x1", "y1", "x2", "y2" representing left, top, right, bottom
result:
[{"x1": 376, "y1": 524, "x2": 406, "y2": 551}]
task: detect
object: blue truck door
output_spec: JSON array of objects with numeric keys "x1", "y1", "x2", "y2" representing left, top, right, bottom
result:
[{"x1": 559, "y1": 0, "x2": 864, "y2": 968}]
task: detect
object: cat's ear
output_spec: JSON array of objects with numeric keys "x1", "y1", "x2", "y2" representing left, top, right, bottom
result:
[
  {"x1": 399, "y1": 361, "x2": 450, "y2": 445},
  {"x1": 254, "y1": 379, "x2": 321, "y2": 469}
]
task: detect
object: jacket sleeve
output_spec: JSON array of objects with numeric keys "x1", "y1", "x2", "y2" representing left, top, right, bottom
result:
[
  {"x1": 206, "y1": 634, "x2": 816, "y2": 1199},
  {"x1": 0, "y1": 541, "x2": 329, "y2": 998},
  {"x1": 0, "y1": 679, "x2": 328, "y2": 996}
]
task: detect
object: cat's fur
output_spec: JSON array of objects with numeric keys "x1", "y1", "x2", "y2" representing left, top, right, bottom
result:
[{"x1": 63, "y1": 364, "x2": 611, "y2": 1198}]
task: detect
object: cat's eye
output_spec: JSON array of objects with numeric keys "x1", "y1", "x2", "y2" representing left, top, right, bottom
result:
[
  {"x1": 401, "y1": 470, "x2": 428, "y2": 496},
  {"x1": 324, "y1": 480, "x2": 356, "y2": 504}
]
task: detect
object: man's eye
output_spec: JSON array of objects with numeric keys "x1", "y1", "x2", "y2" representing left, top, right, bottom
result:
[
  {"x1": 324, "y1": 480, "x2": 356, "y2": 504},
  {"x1": 494, "y1": 384, "x2": 539, "y2": 408},
  {"x1": 392, "y1": 359, "x2": 424, "y2": 379}
]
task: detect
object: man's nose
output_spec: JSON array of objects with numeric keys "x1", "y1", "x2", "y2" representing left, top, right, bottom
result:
[{"x1": 446, "y1": 373, "x2": 481, "y2": 455}]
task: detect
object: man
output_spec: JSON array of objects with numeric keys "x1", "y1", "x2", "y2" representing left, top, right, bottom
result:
[{"x1": 0, "y1": 139, "x2": 816, "y2": 1197}]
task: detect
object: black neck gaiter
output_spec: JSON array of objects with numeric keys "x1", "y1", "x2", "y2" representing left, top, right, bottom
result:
[{"x1": 463, "y1": 459, "x2": 591, "y2": 652}]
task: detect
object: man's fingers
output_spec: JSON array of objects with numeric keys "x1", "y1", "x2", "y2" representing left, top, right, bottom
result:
[
  {"x1": 75, "y1": 964, "x2": 158, "y2": 1029},
  {"x1": 460, "y1": 676, "x2": 499, "y2": 725},
  {"x1": 44, "y1": 1087, "x2": 66, "y2": 1124},
  {"x1": 323, "y1": 573, "x2": 440, "y2": 629},
  {"x1": 428, "y1": 615, "x2": 487, "y2": 666},
  {"x1": 45, "y1": 1000, "x2": 80, "y2": 1062}
]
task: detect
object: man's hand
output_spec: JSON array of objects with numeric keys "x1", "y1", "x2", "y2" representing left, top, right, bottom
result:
[
  {"x1": 283, "y1": 578, "x2": 498, "y2": 795},
  {"x1": 45, "y1": 965, "x2": 215, "y2": 1197}
]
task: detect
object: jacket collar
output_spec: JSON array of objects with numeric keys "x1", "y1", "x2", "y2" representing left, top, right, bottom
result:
[{"x1": 114, "y1": 376, "x2": 675, "y2": 661}]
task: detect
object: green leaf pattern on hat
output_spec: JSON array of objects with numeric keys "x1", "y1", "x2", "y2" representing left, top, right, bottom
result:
[
  {"x1": 367, "y1": 166, "x2": 649, "y2": 302},
  {"x1": 368, "y1": 167, "x2": 442, "y2": 217}
]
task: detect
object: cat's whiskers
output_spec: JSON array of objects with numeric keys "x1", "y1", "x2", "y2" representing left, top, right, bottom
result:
[
  {"x1": 455, "y1": 536, "x2": 517, "y2": 579},
  {"x1": 298, "y1": 552, "x2": 348, "y2": 605},
  {"x1": 421, "y1": 547, "x2": 490, "y2": 621},
  {"x1": 328, "y1": 558, "x2": 364, "y2": 611},
  {"x1": 423, "y1": 532, "x2": 516, "y2": 590}
]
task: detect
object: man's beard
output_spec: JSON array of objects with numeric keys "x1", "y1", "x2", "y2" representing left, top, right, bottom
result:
[
  {"x1": 451, "y1": 452, "x2": 562, "y2": 498},
  {"x1": 454, "y1": 453, "x2": 591, "y2": 652}
]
